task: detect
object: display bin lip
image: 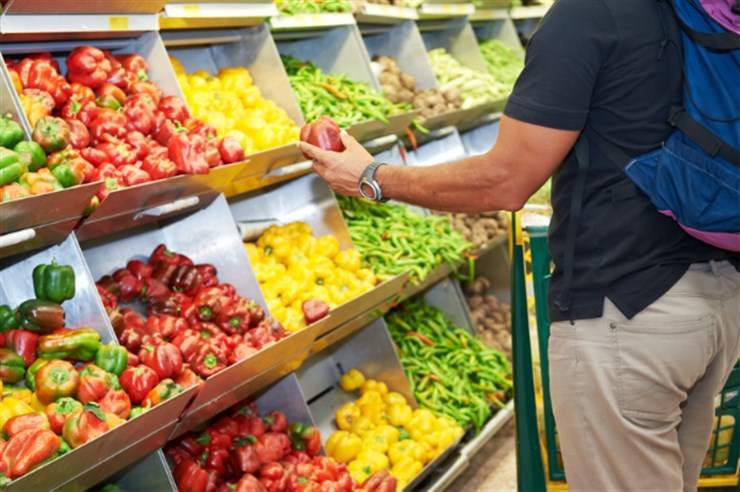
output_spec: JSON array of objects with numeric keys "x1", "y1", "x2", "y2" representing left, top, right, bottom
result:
[
  {"x1": 0, "y1": 182, "x2": 100, "y2": 236},
  {"x1": 174, "y1": 322, "x2": 321, "y2": 434},
  {"x1": 355, "y1": 2, "x2": 419, "y2": 23},
  {"x1": 2, "y1": 369, "x2": 197, "y2": 491},
  {"x1": 1, "y1": 0, "x2": 167, "y2": 15},
  {"x1": 270, "y1": 13, "x2": 356, "y2": 31}
]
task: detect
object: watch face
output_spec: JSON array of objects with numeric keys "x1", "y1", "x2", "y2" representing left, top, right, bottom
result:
[{"x1": 359, "y1": 179, "x2": 378, "y2": 200}]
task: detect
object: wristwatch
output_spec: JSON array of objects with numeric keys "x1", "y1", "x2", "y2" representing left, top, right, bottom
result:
[{"x1": 358, "y1": 161, "x2": 389, "y2": 202}]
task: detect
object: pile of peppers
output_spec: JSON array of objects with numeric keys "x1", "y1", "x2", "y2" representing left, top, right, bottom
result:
[
  {"x1": 166, "y1": 400, "x2": 396, "y2": 492},
  {"x1": 96, "y1": 244, "x2": 288, "y2": 381},
  {"x1": 0, "y1": 114, "x2": 51, "y2": 202},
  {"x1": 5, "y1": 46, "x2": 246, "y2": 204},
  {"x1": 0, "y1": 261, "x2": 184, "y2": 484}
]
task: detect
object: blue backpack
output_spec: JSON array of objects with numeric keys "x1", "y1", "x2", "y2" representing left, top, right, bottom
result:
[{"x1": 622, "y1": 0, "x2": 739, "y2": 251}]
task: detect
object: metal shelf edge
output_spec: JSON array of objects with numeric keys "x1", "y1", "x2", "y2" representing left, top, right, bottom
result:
[{"x1": 0, "y1": 13, "x2": 159, "y2": 34}]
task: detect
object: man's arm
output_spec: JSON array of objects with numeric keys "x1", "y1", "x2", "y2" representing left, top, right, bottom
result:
[{"x1": 298, "y1": 114, "x2": 578, "y2": 213}]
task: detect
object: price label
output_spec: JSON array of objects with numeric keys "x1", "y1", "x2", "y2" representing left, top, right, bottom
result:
[
  {"x1": 183, "y1": 4, "x2": 201, "y2": 15},
  {"x1": 108, "y1": 16, "x2": 129, "y2": 31}
]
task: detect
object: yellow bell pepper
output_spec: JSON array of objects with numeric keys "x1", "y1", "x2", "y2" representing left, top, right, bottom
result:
[
  {"x1": 361, "y1": 430, "x2": 391, "y2": 453},
  {"x1": 339, "y1": 369, "x2": 366, "y2": 392},
  {"x1": 350, "y1": 416, "x2": 375, "y2": 438},
  {"x1": 388, "y1": 440, "x2": 422, "y2": 466},
  {"x1": 390, "y1": 457, "x2": 423, "y2": 483},
  {"x1": 325, "y1": 430, "x2": 362, "y2": 463},
  {"x1": 383, "y1": 392, "x2": 407, "y2": 407},
  {"x1": 315, "y1": 236, "x2": 340, "y2": 259},
  {"x1": 0, "y1": 397, "x2": 34, "y2": 430},
  {"x1": 361, "y1": 379, "x2": 388, "y2": 396},
  {"x1": 387, "y1": 403, "x2": 413, "y2": 427},
  {"x1": 335, "y1": 402, "x2": 361, "y2": 431},
  {"x1": 407, "y1": 409, "x2": 437, "y2": 442},
  {"x1": 334, "y1": 249, "x2": 361, "y2": 272},
  {"x1": 356, "y1": 449, "x2": 389, "y2": 473},
  {"x1": 375, "y1": 424, "x2": 400, "y2": 446},
  {"x1": 347, "y1": 459, "x2": 372, "y2": 484}
]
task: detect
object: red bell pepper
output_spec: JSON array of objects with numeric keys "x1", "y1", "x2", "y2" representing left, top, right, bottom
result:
[
  {"x1": 219, "y1": 136, "x2": 246, "y2": 164},
  {"x1": 232, "y1": 437, "x2": 260, "y2": 474},
  {"x1": 168, "y1": 133, "x2": 208, "y2": 175},
  {"x1": 70, "y1": 83, "x2": 95, "y2": 104},
  {"x1": 3, "y1": 413, "x2": 50, "y2": 438},
  {"x1": 5, "y1": 330, "x2": 38, "y2": 367},
  {"x1": 127, "y1": 351, "x2": 140, "y2": 367},
  {"x1": 124, "y1": 131, "x2": 151, "y2": 160},
  {"x1": 172, "y1": 457, "x2": 217, "y2": 492},
  {"x1": 77, "y1": 363, "x2": 119, "y2": 404},
  {"x1": 96, "y1": 141, "x2": 136, "y2": 168},
  {"x1": 205, "y1": 140, "x2": 222, "y2": 168},
  {"x1": 89, "y1": 112, "x2": 128, "y2": 143},
  {"x1": 73, "y1": 100, "x2": 100, "y2": 127},
  {"x1": 61, "y1": 119, "x2": 90, "y2": 150},
  {"x1": 129, "y1": 81, "x2": 161, "y2": 106},
  {"x1": 145, "y1": 314, "x2": 185, "y2": 340},
  {"x1": 66, "y1": 46, "x2": 112, "y2": 89},
  {"x1": 98, "y1": 388, "x2": 131, "y2": 420},
  {"x1": 149, "y1": 244, "x2": 191, "y2": 266},
  {"x1": 62, "y1": 402, "x2": 110, "y2": 449},
  {"x1": 119, "y1": 364, "x2": 160, "y2": 404},
  {"x1": 22, "y1": 88, "x2": 55, "y2": 114},
  {"x1": 235, "y1": 474, "x2": 267, "y2": 492},
  {"x1": 120, "y1": 164, "x2": 152, "y2": 186},
  {"x1": 96, "y1": 82, "x2": 126, "y2": 105},
  {"x1": 264, "y1": 411, "x2": 288, "y2": 433},
  {"x1": 0, "y1": 428, "x2": 60, "y2": 478},
  {"x1": 175, "y1": 364, "x2": 202, "y2": 389},
  {"x1": 153, "y1": 113, "x2": 181, "y2": 146},
  {"x1": 139, "y1": 341, "x2": 183, "y2": 379},
  {"x1": 80, "y1": 147, "x2": 107, "y2": 168},
  {"x1": 45, "y1": 397, "x2": 83, "y2": 435},
  {"x1": 302, "y1": 300, "x2": 330, "y2": 325},
  {"x1": 106, "y1": 66, "x2": 135, "y2": 91},
  {"x1": 140, "y1": 277, "x2": 170, "y2": 307},
  {"x1": 97, "y1": 285, "x2": 118, "y2": 312},
  {"x1": 189, "y1": 343, "x2": 227, "y2": 378},
  {"x1": 117, "y1": 54, "x2": 149, "y2": 78},
  {"x1": 229, "y1": 343, "x2": 257, "y2": 365},
  {"x1": 158, "y1": 95, "x2": 190, "y2": 123},
  {"x1": 116, "y1": 309, "x2": 148, "y2": 349},
  {"x1": 194, "y1": 264, "x2": 218, "y2": 288},
  {"x1": 127, "y1": 260, "x2": 153, "y2": 281},
  {"x1": 126, "y1": 93, "x2": 158, "y2": 111},
  {"x1": 185, "y1": 119, "x2": 218, "y2": 141},
  {"x1": 171, "y1": 330, "x2": 200, "y2": 361},
  {"x1": 193, "y1": 287, "x2": 229, "y2": 322},
  {"x1": 113, "y1": 268, "x2": 144, "y2": 301},
  {"x1": 124, "y1": 101, "x2": 155, "y2": 135},
  {"x1": 142, "y1": 154, "x2": 177, "y2": 181}
]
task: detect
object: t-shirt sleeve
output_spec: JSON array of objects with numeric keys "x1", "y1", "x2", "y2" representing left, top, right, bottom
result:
[{"x1": 504, "y1": 0, "x2": 618, "y2": 131}]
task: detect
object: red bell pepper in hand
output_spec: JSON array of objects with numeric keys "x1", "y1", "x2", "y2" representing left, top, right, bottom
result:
[
  {"x1": 142, "y1": 154, "x2": 177, "y2": 181},
  {"x1": 168, "y1": 133, "x2": 208, "y2": 175},
  {"x1": 66, "y1": 46, "x2": 112, "y2": 89},
  {"x1": 64, "y1": 118, "x2": 91, "y2": 150},
  {"x1": 98, "y1": 389, "x2": 131, "y2": 419},
  {"x1": 120, "y1": 364, "x2": 160, "y2": 404},
  {"x1": 158, "y1": 95, "x2": 190, "y2": 123},
  {"x1": 300, "y1": 116, "x2": 344, "y2": 152},
  {"x1": 45, "y1": 396, "x2": 83, "y2": 434},
  {"x1": 0, "y1": 428, "x2": 60, "y2": 478},
  {"x1": 120, "y1": 164, "x2": 152, "y2": 186},
  {"x1": 219, "y1": 136, "x2": 245, "y2": 164},
  {"x1": 130, "y1": 81, "x2": 162, "y2": 106},
  {"x1": 77, "y1": 363, "x2": 120, "y2": 404},
  {"x1": 175, "y1": 364, "x2": 202, "y2": 389},
  {"x1": 62, "y1": 402, "x2": 110, "y2": 449},
  {"x1": 189, "y1": 343, "x2": 227, "y2": 378},
  {"x1": 3, "y1": 413, "x2": 50, "y2": 438},
  {"x1": 139, "y1": 342, "x2": 183, "y2": 379},
  {"x1": 5, "y1": 330, "x2": 38, "y2": 367}
]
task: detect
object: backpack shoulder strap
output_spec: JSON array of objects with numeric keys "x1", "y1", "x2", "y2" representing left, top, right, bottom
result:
[
  {"x1": 668, "y1": 0, "x2": 740, "y2": 51},
  {"x1": 669, "y1": 107, "x2": 740, "y2": 166}
]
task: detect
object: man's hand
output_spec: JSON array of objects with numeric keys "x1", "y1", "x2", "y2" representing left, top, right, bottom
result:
[{"x1": 298, "y1": 131, "x2": 374, "y2": 197}]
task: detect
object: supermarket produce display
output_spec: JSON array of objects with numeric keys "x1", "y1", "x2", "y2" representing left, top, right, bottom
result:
[
  {"x1": 463, "y1": 276, "x2": 511, "y2": 358},
  {"x1": 0, "y1": 4, "x2": 539, "y2": 491},
  {"x1": 428, "y1": 49, "x2": 507, "y2": 109},
  {"x1": 478, "y1": 40, "x2": 524, "y2": 92}
]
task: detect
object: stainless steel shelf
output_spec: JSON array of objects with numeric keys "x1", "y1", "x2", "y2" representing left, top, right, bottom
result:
[
  {"x1": 355, "y1": 3, "x2": 419, "y2": 24},
  {"x1": 270, "y1": 13, "x2": 357, "y2": 31}
]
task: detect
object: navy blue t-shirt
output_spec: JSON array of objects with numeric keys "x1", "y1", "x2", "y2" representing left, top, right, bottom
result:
[{"x1": 504, "y1": 0, "x2": 738, "y2": 321}]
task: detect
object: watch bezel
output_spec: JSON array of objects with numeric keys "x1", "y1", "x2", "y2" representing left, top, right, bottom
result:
[{"x1": 358, "y1": 161, "x2": 386, "y2": 202}]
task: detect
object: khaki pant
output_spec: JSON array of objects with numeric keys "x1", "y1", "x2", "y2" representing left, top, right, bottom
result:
[{"x1": 549, "y1": 261, "x2": 740, "y2": 492}]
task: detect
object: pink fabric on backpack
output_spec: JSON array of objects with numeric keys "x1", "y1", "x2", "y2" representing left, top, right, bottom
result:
[
  {"x1": 660, "y1": 210, "x2": 740, "y2": 251},
  {"x1": 700, "y1": 0, "x2": 740, "y2": 33}
]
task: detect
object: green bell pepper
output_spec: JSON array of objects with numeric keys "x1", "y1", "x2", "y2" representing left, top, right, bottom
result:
[
  {"x1": 0, "y1": 147, "x2": 25, "y2": 186},
  {"x1": 31, "y1": 116, "x2": 69, "y2": 154},
  {"x1": 0, "y1": 115, "x2": 24, "y2": 149},
  {"x1": 25, "y1": 358, "x2": 49, "y2": 391},
  {"x1": 38, "y1": 327, "x2": 101, "y2": 361},
  {"x1": 0, "y1": 348, "x2": 25, "y2": 384},
  {"x1": 0, "y1": 305, "x2": 18, "y2": 332},
  {"x1": 94, "y1": 343, "x2": 128, "y2": 376},
  {"x1": 51, "y1": 164, "x2": 81, "y2": 188},
  {"x1": 33, "y1": 261, "x2": 76, "y2": 304},
  {"x1": 14, "y1": 140, "x2": 46, "y2": 172},
  {"x1": 15, "y1": 299, "x2": 65, "y2": 334}
]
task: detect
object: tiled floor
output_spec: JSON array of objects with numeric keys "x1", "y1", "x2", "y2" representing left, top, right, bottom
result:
[{"x1": 451, "y1": 419, "x2": 517, "y2": 491}]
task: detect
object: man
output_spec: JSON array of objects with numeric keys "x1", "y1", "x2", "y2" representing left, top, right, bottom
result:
[{"x1": 299, "y1": 0, "x2": 740, "y2": 489}]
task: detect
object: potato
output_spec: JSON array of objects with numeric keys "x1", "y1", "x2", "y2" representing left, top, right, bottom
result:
[
  {"x1": 400, "y1": 73, "x2": 416, "y2": 90},
  {"x1": 398, "y1": 88, "x2": 414, "y2": 103},
  {"x1": 468, "y1": 295, "x2": 484, "y2": 309}
]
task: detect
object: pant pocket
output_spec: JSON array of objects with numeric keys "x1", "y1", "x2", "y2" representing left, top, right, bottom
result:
[{"x1": 615, "y1": 315, "x2": 714, "y2": 421}]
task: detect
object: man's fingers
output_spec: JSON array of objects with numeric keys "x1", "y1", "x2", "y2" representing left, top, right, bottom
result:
[
  {"x1": 340, "y1": 130, "x2": 361, "y2": 151},
  {"x1": 298, "y1": 142, "x2": 331, "y2": 163}
]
